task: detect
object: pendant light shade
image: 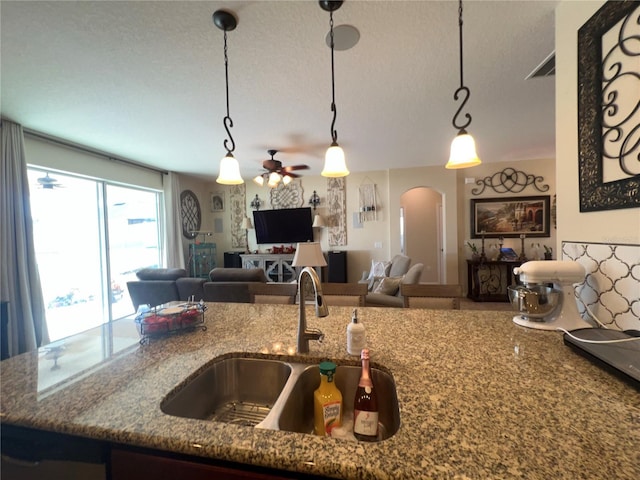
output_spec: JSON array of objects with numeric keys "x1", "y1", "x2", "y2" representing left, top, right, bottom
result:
[
  {"x1": 322, "y1": 142, "x2": 349, "y2": 177},
  {"x1": 217, "y1": 153, "x2": 244, "y2": 184},
  {"x1": 214, "y1": 10, "x2": 244, "y2": 184},
  {"x1": 446, "y1": 130, "x2": 481, "y2": 169},
  {"x1": 320, "y1": 0, "x2": 349, "y2": 178},
  {"x1": 446, "y1": 0, "x2": 481, "y2": 169}
]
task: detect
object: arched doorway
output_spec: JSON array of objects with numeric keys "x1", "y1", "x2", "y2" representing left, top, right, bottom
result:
[{"x1": 400, "y1": 187, "x2": 444, "y2": 283}]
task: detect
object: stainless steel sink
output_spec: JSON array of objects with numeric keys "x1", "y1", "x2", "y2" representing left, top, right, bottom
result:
[
  {"x1": 161, "y1": 356, "x2": 292, "y2": 426},
  {"x1": 276, "y1": 364, "x2": 401, "y2": 441},
  {"x1": 161, "y1": 355, "x2": 401, "y2": 441}
]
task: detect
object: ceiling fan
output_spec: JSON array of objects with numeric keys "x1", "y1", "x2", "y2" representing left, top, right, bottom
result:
[
  {"x1": 36, "y1": 172, "x2": 63, "y2": 189},
  {"x1": 253, "y1": 149, "x2": 309, "y2": 187}
]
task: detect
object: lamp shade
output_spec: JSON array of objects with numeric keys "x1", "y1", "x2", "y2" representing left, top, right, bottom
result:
[
  {"x1": 312, "y1": 214, "x2": 326, "y2": 228},
  {"x1": 267, "y1": 171, "x2": 281, "y2": 188},
  {"x1": 217, "y1": 154, "x2": 244, "y2": 184},
  {"x1": 446, "y1": 131, "x2": 481, "y2": 169},
  {"x1": 253, "y1": 175, "x2": 265, "y2": 186},
  {"x1": 292, "y1": 242, "x2": 327, "y2": 267},
  {"x1": 241, "y1": 216, "x2": 253, "y2": 229},
  {"x1": 321, "y1": 143, "x2": 349, "y2": 177}
]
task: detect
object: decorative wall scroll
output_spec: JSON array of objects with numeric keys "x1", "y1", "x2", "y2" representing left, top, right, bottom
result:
[
  {"x1": 229, "y1": 184, "x2": 245, "y2": 248},
  {"x1": 470, "y1": 195, "x2": 551, "y2": 238},
  {"x1": 471, "y1": 168, "x2": 549, "y2": 195},
  {"x1": 327, "y1": 177, "x2": 347, "y2": 246},
  {"x1": 269, "y1": 180, "x2": 304, "y2": 209},
  {"x1": 358, "y1": 181, "x2": 378, "y2": 222},
  {"x1": 578, "y1": 1, "x2": 640, "y2": 212}
]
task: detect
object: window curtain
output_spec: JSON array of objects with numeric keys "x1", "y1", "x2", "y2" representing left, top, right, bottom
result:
[
  {"x1": 164, "y1": 171, "x2": 185, "y2": 269},
  {"x1": 0, "y1": 120, "x2": 49, "y2": 355}
]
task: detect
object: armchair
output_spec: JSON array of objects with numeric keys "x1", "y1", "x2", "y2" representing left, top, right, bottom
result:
[{"x1": 365, "y1": 263, "x2": 424, "y2": 308}]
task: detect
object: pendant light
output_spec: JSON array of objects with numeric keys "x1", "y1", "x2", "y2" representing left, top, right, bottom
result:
[
  {"x1": 214, "y1": 10, "x2": 244, "y2": 184},
  {"x1": 445, "y1": 0, "x2": 481, "y2": 169},
  {"x1": 319, "y1": 0, "x2": 349, "y2": 177}
]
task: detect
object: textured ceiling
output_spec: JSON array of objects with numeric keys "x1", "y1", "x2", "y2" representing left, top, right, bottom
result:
[{"x1": 1, "y1": 0, "x2": 558, "y2": 181}]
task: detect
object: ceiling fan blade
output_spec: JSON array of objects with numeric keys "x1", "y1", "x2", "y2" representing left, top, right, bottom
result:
[
  {"x1": 284, "y1": 172, "x2": 300, "y2": 178},
  {"x1": 283, "y1": 164, "x2": 309, "y2": 172}
]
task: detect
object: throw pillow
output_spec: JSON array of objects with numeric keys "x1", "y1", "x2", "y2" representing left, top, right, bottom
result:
[
  {"x1": 371, "y1": 260, "x2": 391, "y2": 278},
  {"x1": 373, "y1": 276, "x2": 402, "y2": 296}
]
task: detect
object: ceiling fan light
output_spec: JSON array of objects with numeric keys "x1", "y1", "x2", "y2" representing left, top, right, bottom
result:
[
  {"x1": 446, "y1": 131, "x2": 481, "y2": 169},
  {"x1": 282, "y1": 175, "x2": 292, "y2": 185},
  {"x1": 217, "y1": 154, "x2": 244, "y2": 184},
  {"x1": 267, "y1": 171, "x2": 281, "y2": 188},
  {"x1": 253, "y1": 174, "x2": 265, "y2": 186},
  {"x1": 321, "y1": 143, "x2": 349, "y2": 177}
]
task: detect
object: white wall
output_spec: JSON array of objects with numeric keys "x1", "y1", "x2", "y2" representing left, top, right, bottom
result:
[{"x1": 556, "y1": 0, "x2": 640, "y2": 246}]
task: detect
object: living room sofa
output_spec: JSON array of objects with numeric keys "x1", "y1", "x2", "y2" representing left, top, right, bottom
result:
[{"x1": 126, "y1": 267, "x2": 269, "y2": 309}]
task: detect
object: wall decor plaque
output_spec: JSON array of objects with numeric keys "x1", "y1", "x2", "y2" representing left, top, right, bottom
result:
[{"x1": 578, "y1": 1, "x2": 640, "y2": 212}]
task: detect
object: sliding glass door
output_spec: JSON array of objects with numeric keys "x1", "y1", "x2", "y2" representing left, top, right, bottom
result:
[{"x1": 28, "y1": 168, "x2": 163, "y2": 342}]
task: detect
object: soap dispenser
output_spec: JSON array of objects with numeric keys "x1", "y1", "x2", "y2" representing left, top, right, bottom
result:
[{"x1": 347, "y1": 308, "x2": 366, "y2": 355}]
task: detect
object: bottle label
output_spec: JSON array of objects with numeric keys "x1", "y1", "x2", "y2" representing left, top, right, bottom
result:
[
  {"x1": 354, "y1": 409, "x2": 379, "y2": 437},
  {"x1": 322, "y1": 401, "x2": 342, "y2": 435}
]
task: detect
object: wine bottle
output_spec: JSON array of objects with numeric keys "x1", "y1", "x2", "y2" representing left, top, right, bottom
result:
[{"x1": 353, "y1": 348, "x2": 379, "y2": 441}]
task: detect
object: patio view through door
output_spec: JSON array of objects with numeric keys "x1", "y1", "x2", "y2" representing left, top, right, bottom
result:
[{"x1": 27, "y1": 168, "x2": 163, "y2": 342}]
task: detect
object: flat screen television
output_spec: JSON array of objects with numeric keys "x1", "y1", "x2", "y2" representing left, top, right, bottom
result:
[{"x1": 252, "y1": 207, "x2": 313, "y2": 245}]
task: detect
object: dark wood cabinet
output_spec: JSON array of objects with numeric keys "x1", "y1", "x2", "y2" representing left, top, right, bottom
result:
[
  {"x1": 110, "y1": 447, "x2": 329, "y2": 480},
  {"x1": 467, "y1": 260, "x2": 521, "y2": 302}
]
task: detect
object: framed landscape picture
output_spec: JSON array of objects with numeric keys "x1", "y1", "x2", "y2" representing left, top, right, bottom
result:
[{"x1": 471, "y1": 196, "x2": 550, "y2": 238}]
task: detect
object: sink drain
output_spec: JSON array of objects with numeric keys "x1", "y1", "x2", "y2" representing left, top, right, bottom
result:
[{"x1": 209, "y1": 401, "x2": 271, "y2": 427}]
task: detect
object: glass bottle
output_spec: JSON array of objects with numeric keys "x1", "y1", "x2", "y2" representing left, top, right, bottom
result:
[
  {"x1": 353, "y1": 348, "x2": 379, "y2": 441},
  {"x1": 313, "y1": 361, "x2": 343, "y2": 437}
]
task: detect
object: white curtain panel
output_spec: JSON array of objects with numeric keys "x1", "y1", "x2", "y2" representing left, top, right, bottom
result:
[
  {"x1": 164, "y1": 171, "x2": 186, "y2": 269},
  {"x1": 0, "y1": 120, "x2": 49, "y2": 355}
]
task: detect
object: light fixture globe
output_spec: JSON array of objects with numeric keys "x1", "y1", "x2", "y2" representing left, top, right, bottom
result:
[
  {"x1": 322, "y1": 142, "x2": 349, "y2": 177},
  {"x1": 446, "y1": 130, "x2": 481, "y2": 169},
  {"x1": 217, "y1": 153, "x2": 243, "y2": 184}
]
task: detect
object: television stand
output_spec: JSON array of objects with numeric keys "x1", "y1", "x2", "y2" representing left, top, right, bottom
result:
[{"x1": 240, "y1": 254, "x2": 296, "y2": 283}]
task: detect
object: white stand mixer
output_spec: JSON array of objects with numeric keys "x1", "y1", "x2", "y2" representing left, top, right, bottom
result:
[{"x1": 510, "y1": 260, "x2": 592, "y2": 331}]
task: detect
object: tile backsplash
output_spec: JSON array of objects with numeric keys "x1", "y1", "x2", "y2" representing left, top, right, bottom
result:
[{"x1": 562, "y1": 241, "x2": 639, "y2": 331}]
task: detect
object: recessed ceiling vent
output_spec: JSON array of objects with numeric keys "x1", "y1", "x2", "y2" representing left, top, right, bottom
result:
[{"x1": 526, "y1": 51, "x2": 555, "y2": 79}]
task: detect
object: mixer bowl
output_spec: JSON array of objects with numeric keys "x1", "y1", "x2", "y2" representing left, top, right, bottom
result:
[{"x1": 508, "y1": 285, "x2": 562, "y2": 320}]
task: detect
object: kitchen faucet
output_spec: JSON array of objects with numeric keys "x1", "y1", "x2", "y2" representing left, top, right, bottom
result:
[{"x1": 297, "y1": 267, "x2": 328, "y2": 353}]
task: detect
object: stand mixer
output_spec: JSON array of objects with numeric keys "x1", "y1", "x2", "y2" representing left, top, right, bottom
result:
[{"x1": 508, "y1": 260, "x2": 592, "y2": 331}]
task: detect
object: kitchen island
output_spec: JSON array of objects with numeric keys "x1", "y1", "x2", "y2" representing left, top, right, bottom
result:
[{"x1": 1, "y1": 304, "x2": 638, "y2": 479}]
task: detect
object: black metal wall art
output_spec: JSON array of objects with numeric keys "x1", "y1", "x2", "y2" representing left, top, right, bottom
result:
[
  {"x1": 577, "y1": 1, "x2": 640, "y2": 212},
  {"x1": 471, "y1": 168, "x2": 549, "y2": 195}
]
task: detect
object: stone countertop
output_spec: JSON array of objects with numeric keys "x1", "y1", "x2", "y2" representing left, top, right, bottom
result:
[{"x1": 1, "y1": 304, "x2": 639, "y2": 479}]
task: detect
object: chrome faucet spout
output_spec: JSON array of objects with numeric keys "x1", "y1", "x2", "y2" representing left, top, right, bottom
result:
[{"x1": 297, "y1": 267, "x2": 329, "y2": 353}]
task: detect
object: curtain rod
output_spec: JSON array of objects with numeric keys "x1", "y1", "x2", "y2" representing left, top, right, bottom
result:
[{"x1": 21, "y1": 127, "x2": 169, "y2": 176}]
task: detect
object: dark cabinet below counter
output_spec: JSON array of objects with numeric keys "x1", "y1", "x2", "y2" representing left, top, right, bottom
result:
[{"x1": 110, "y1": 447, "x2": 330, "y2": 480}]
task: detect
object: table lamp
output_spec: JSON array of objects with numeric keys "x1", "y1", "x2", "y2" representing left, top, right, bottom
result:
[
  {"x1": 241, "y1": 216, "x2": 253, "y2": 253},
  {"x1": 292, "y1": 242, "x2": 326, "y2": 299}
]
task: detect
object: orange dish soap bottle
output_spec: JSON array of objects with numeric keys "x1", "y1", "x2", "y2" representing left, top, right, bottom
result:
[{"x1": 313, "y1": 361, "x2": 343, "y2": 436}]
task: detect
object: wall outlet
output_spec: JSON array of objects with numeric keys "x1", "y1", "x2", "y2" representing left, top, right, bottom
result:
[{"x1": 374, "y1": 242, "x2": 382, "y2": 249}]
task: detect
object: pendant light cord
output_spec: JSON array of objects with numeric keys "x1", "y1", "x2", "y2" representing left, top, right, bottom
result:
[
  {"x1": 223, "y1": 29, "x2": 236, "y2": 155},
  {"x1": 329, "y1": 11, "x2": 338, "y2": 144},
  {"x1": 452, "y1": 0, "x2": 471, "y2": 131}
]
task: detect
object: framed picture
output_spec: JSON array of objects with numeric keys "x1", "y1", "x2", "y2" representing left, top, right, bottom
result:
[
  {"x1": 210, "y1": 192, "x2": 224, "y2": 212},
  {"x1": 577, "y1": 1, "x2": 640, "y2": 212},
  {"x1": 470, "y1": 196, "x2": 551, "y2": 238}
]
